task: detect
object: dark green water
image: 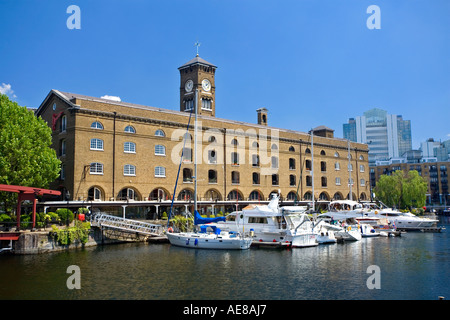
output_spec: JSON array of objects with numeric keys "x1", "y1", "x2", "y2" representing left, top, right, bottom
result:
[{"x1": 1, "y1": 217, "x2": 449, "y2": 300}]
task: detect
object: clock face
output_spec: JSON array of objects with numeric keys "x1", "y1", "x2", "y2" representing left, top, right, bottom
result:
[
  {"x1": 202, "y1": 79, "x2": 211, "y2": 92},
  {"x1": 185, "y1": 80, "x2": 193, "y2": 92}
]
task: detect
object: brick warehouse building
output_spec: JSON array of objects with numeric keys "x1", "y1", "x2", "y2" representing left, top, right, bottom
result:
[{"x1": 35, "y1": 55, "x2": 370, "y2": 215}]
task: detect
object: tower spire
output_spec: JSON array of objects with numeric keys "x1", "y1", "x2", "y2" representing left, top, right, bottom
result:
[{"x1": 194, "y1": 41, "x2": 201, "y2": 56}]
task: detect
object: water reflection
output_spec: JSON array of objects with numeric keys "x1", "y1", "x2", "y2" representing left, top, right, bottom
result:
[{"x1": 1, "y1": 217, "x2": 449, "y2": 300}]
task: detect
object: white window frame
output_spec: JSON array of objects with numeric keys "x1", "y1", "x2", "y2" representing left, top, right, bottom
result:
[
  {"x1": 124, "y1": 142, "x2": 136, "y2": 153},
  {"x1": 155, "y1": 166, "x2": 166, "y2": 177},
  {"x1": 155, "y1": 144, "x2": 166, "y2": 156},
  {"x1": 90, "y1": 162, "x2": 103, "y2": 175},
  {"x1": 90, "y1": 138, "x2": 104, "y2": 151},
  {"x1": 124, "y1": 164, "x2": 136, "y2": 176}
]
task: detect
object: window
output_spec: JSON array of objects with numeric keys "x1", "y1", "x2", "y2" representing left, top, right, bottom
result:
[
  {"x1": 272, "y1": 174, "x2": 279, "y2": 186},
  {"x1": 334, "y1": 152, "x2": 339, "y2": 157},
  {"x1": 124, "y1": 125, "x2": 135, "y2": 133},
  {"x1": 271, "y1": 156, "x2": 278, "y2": 169},
  {"x1": 335, "y1": 177, "x2": 341, "y2": 185},
  {"x1": 289, "y1": 174, "x2": 296, "y2": 186},
  {"x1": 359, "y1": 155, "x2": 364, "y2": 160},
  {"x1": 227, "y1": 190, "x2": 242, "y2": 201},
  {"x1": 124, "y1": 164, "x2": 136, "y2": 176},
  {"x1": 88, "y1": 187, "x2": 102, "y2": 201},
  {"x1": 231, "y1": 152, "x2": 239, "y2": 165},
  {"x1": 360, "y1": 179, "x2": 366, "y2": 186},
  {"x1": 208, "y1": 136, "x2": 216, "y2": 143},
  {"x1": 335, "y1": 162, "x2": 340, "y2": 170},
  {"x1": 248, "y1": 217, "x2": 268, "y2": 224},
  {"x1": 155, "y1": 144, "x2": 166, "y2": 156},
  {"x1": 321, "y1": 177, "x2": 327, "y2": 187},
  {"x1": 231, "y1": 138, "x2": 239, "y2": 146},
  {"x1": 155, "y1": 166, "x2": 166, "y2": 177},
  {"x1": 289, "y1": 158, "x2": 296, "y2": 170},
  {"x1": 306, "y1": 175, "x2": 312, "y2": 186},
  {"x1": 178, "y1": 189, "x2": 193, "y2": 200},
  {"x1": 320, "y1": 150, "x2": 326, "y2": 156},
  {"x1": 155, "y1": 129, "x2": 165, "y2": 137},
  {"x1": 348, "y1": 164, "x2": 353, "y2": 171},
  {"x1": 305, "y1": 148, "x2": 311, "y2": 154},
  {"x1": 252, "y1": 172, "x2": 260, "y2": 185},
  {"x1": 208, "y1": 150, "x2": 217, "y2": 164},
  {"x1": 231, "y1": 171, "x2": 240, "y2": 184},
  {"x1": 184, "y1": 99, "x2": 194, "y2": 111},
  {"x1": 306, "y1": 159, "x2": 312, "y2": 171},
  {"x1": 201, "y1": 98, "x2": 212, "y2": 110},
  {"x1": 124, "y1": 142, "x2": 136, "y2": 153},
  {"x1": 360, "y1": 165, "x2": 365, "y2": 172},
  {"x1": 321, "y1": 161, "x2": 327, "y2": 172},
  {"x1": 289, "y1": 146, "x2": 295, "y2": 152},
  {"x1": 90, "y1": 138, "x2": 103, "y2": 151},
  {"x1": 252, "y1": 141, "x2": 259, "y2": 149},
  {"x1": 60, "y1": 164, "x2": 65, "y2": 180},
  {"x1": 90, "y1": 162, "x2": 103, "y2": 175},
  {"x1": 118, "y1": 188, "x2": 138, "y2": 200},
  {"x1": 91, "y1": 121, "x2": 103, "y2": 130},
  {"x1": 60, "y1": 115, "x2": 67, "y2": 132},
  {"x1": 182, "y1": 147, "x2": 192, "y2": 162},
  {"x1": 60, "y1": 140, "x2": 66, "y2": 156},
  {"x1": 183, "y1": 168, "x2": 193, "y2": 182},
  {"x1": 252, "y1": 154, "x2": 260, "y2": 167},
  {"x1": 271, "y1": 143, "x2": 278, "y2": 150},
  {"x1": 208, "y1": 170, "x2": 217, "y2": 183},
  {"x1": 249, "y1": 190, "x2": 263, "y2": 201}
]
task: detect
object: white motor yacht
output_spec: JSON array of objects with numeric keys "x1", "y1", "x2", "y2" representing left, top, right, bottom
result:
[
  {"x1": 362, "y1": 202, "x2": 439, "y2": 230},
  {"x1": 207, "y1": 195, "x2": 318, "y2": 248}
]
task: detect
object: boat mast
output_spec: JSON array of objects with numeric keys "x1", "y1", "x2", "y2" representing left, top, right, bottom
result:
[
  {"x1": 194, "y1": 88, "x2": 198, "y2": 212},
  {"x1": 311, "y1": 128, "x2": 315, "y2": 212},
  {"x1": 348, "y1": 139, "x2": 352, "y2": 201}
]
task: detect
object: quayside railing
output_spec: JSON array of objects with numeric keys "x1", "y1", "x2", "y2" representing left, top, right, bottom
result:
[{"x1": 91, "y1": 213, "x2": 165, "y2": 237}]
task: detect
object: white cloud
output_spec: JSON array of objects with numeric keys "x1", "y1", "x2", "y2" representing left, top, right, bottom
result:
[
  {"x1": 101, "y1": 95, "x2": 121, "y2": 102},
  {"x1": 0, "y1": 83, "x2": 17, "y2": 98}
]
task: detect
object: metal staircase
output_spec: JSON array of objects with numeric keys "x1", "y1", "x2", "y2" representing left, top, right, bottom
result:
[{"x1": 92, "y1": 213, "x2": 165, "y2": 237}]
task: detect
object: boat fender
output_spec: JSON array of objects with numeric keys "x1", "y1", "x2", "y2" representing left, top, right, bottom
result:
[
  {"x1": 168, "y1": 227, "x2": 174, "y2": 233},
  {"x1": 250, "y1": 228, "x2": 255, "y2": 237},
  {"x1": 186, "y1": 239, "x2": 189, "y2": 245},
  {"x1": 194, "y1": 239, "x2": 198, "y2": 246}
]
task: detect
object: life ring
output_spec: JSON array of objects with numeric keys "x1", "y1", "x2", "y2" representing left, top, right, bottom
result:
[{"x1": 168, "y1": 227, "x2": 174, "y2": 233}]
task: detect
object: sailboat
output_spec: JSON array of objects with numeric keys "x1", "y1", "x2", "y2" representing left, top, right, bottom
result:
[{"x1": 166, "y1": 89, "x2": 252, "y2": 250}]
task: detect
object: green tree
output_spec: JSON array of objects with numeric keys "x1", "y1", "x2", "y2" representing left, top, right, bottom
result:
[
  {"x1": 374, "y1": 172, "x2": 402, "y2": 208},
  {"x1": 374, "y1": 170, "x2": 427, "y2": 210},
  {"x1": 402, "y1": 170, "x2": 427, "y2": 209},
  {"x1": 0, "y1": 94, "x2": 61, "y2": 212}
]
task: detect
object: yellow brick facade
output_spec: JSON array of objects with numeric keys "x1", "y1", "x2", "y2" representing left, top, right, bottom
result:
[{"x1": 36, "y1": 56, "x2": 370, "y2": 212}]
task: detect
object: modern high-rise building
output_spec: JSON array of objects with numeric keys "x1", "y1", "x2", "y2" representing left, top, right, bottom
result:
[{"x1": 343, "y1": 108, "x2": 412, "y2": 166}]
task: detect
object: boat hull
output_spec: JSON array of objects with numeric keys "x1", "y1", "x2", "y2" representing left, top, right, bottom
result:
[
  {"x1": 291, "y1": 233, "x2": 318, "y2": 247},
  {"x1": 166, "y1": 232, "x2": 252, "y2": 250}
]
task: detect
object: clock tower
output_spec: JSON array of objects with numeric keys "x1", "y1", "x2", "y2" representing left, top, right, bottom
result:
[{"x1": 178, "y1": 55, "x2": 217, "y2": 117}]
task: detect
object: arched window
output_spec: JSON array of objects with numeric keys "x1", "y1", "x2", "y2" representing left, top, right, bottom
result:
[
  {"x1": 88, "y1": 187, "x2": 103, "y2": 201},
  {"x1": 60, "y1": 115, "x2": 67, "y2": 132},
  {"x1": 289, "y1": 146, "x2": 295, "y2": 152},
  {"x1": 305, "y1": 148, "x2": 311, "y2": 154},
  {"x1": 289, "y1": 158, "x2": 296, "y2": 170},
  {"x1": 286, "y1": 191, "x2": 298, "y2": 201},
  {"x1": 90, "y1": 138, "x2": 103, "y2": 151},
  {"x1": 91, "y1": 121, "x2": 103, "y2": 130},
  {"x1": 155, "y1": 129, "x2": 165, "y2": 137},
  {"x1": 320, "y1": 150, "x2": 326, "y2": 156},
  {"x1": 178, "y1": 189, "x2": 193, "y2": 200},
  {"x1": 118, "y1": 188, "x2": 139, "y2": 200},
  {"x1": 227, "y1": 190, "x2": 243, "y2": 201},
  {"x1": 249, "y1": 190, "x2": 263, "y2": 201},
  {"x1": 124, "y1": 125, "x2": 135, "y2": 133},
  {"x1": 155, "y1": 145, "x2": 166, "y2": 156},
  {"x1": 124, "y1": 142, "x2": 136, "y2": 153},
  {"x1": 289, "y1": 174, "x2": 296, "y2": 186},
  {"x1": 155, "y1": 166, "x2": 166, "y2": 177}
]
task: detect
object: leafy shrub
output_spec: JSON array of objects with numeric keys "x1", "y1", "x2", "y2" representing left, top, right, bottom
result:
[
  {"x1": 51, "y1": 221, "x2": 91, "y2": 245},
  {"x1": 0, "y1": 213, "x2": 12, "y2": 222},
  {"x1": 56, "y1": 208, "x2": 74, "y2": 225}
]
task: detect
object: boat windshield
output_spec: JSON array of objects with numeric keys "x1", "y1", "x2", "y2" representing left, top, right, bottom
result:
[{"x1": 226, "y1": 213, "x2": 236, "y2": 222}]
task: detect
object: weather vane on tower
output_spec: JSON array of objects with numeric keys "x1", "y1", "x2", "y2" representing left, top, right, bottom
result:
[{"x1": 194, "y1": 41, "x2": 201, "y2": 56}]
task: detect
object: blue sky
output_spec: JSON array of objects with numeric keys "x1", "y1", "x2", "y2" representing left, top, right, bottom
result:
[{"x1": 1, "y1": 0, "x2": 449, "y2": 149}]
